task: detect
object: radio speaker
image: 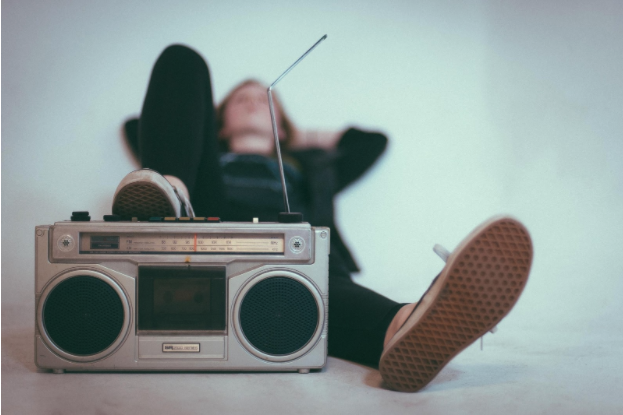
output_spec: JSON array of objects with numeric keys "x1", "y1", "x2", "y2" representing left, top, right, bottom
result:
[
  {"x1": 42, "y1": 275, "x2": 125, "y2": 356},
  {"x1": 239, "y1": 276, "x2": 319, "y2": 356}
]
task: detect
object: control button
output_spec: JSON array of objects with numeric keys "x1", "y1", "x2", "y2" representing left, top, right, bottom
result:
[
  {"x1": 149, "y1": 217, "x2": 164, "y2": 222},
  {"x1": 192, "y1": 217, "x2": 206, "y2": 222},
  {"x1": 104, "y1": 214, "x2": 122, "y2": 222},
  {"x1": 164, "y1": 217, "x2": 177, "y2": 221},
  {"x1": 57, "y1": 234, "x2": 75, "y2": 252},
  {"x1": 289, "y1": 236, "x2": 305, "y2": 254},
  {"x1": 278, "y1": 212, "x2": 303, "y2": 223},
  {"x1": 179, "y1": 217, "x2": 191, "y2": 221},
  {"x1": 71, "y1": 211, "x2": 90, "y2": 222},
  {"x1": 207, "y1": 217, "x2": 221, "y2": 223}
]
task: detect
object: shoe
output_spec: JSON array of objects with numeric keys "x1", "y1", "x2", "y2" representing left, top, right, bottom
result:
[
  {"x1": 112, "y1": 169, "x2": 195, "y2": 220},
  {"x1": 379, "y1": 216, "x2": 533, "y2": 392}
]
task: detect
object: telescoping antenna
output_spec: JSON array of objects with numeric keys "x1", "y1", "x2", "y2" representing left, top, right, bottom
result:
[{"x1": 268, "y1": 34, "x2": 327, "y2": 223}]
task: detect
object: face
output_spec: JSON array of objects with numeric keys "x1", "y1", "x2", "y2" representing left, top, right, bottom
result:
[{"x1": 220, "y1": 82, "x2": 283, "y2": 140}]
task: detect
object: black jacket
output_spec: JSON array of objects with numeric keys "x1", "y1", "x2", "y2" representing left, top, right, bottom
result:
[{"x1": 289, "y1": 128, "x2": 388, "y2": 273}]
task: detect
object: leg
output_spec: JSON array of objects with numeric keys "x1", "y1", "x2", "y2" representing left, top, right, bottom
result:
[
  {"x1": 379, "y1": 216, "x2": 533, "y2": 392},
  {"x1": 328, "y1": 276, "x2": 405, "y2": 367},
  {"x1": 139, "y1": 44, "x2": 227, "y2": 217},
  {"x1": 383, "y1": 302, "x2": 416, "y2": 347},
  {"x1": 327, "y1": 249, "x2": 407, "y2": 367}
]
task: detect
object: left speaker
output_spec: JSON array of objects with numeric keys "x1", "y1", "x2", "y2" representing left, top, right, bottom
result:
[{"x1": 37, "y1": 269, "x2": 131, "y2": 362}]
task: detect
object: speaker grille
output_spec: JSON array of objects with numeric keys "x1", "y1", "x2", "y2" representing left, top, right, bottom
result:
[
  {"x1": 240, "y1": 277, "x2": 318, "y2": 356},
  {"x1": 43, "y1": 276, "x2": 125, "y2": 356}
]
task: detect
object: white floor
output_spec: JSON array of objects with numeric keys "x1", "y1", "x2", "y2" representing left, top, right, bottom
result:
[{"x1": 3, "y1": 301, "x2": 622, "y2": 414}]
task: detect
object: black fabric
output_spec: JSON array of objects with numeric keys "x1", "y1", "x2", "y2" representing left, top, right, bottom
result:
[
  {"x1": 129, "y1": 44, "x2": 401, "y2": 366},
  {"x1": 288, "y1": 135, "x2": 387, "y2": 273},
  {"x1": 217, "y1": 153, "x2": 311, "y2": 223},
  {"x1": 139, "y1": 44, "x2": 227, "y2": 218}
]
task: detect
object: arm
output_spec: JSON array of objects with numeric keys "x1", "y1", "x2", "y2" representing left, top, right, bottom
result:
[
  {"x1": 334, "y1": 128, "x2": 388, "y2": 193},
  {"x1": 288, "y1": 129, "x2": 344, "y2": 150}
]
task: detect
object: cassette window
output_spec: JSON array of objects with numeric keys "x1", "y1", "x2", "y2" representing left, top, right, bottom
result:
[{"x1": 138, "y1": 266, "x2": 226, "y2": 332}]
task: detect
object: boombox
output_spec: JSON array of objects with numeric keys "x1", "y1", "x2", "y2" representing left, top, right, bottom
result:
[
  {"x1": 36, "y1": 34, "x2": 332, "y2": 375},
  {"x1": 34, "y1": 219, "x2": 329, "y2": 374}
]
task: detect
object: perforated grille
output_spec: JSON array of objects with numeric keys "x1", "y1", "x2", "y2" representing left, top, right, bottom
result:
[
  {"x1": 240, "y1": 277, "x2": 318, "y2": 356},
  {"x1": 43, "y1": 276, "x2": 125, "y2": 356},
  {"x1": 380, "y1": 218, "x2": 533, "y2": 392},
  {"x1": 113, "y1": 183, "x2": 175, "y2": 219}
]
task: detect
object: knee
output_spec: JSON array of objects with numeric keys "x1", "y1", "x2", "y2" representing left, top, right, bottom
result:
[{"x1": 156, "y1": 44, "x2": 210, "y2": 74}]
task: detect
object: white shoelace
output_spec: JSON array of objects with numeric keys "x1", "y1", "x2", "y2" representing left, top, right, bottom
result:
[
  {"x1": 173, "y1": 187, "x2": 195, "y2": 217},
  {"x1": 433, "y1": 244, "x2": 497, "y2": 350}
]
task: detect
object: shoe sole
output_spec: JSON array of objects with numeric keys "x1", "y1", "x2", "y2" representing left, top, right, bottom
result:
[
  {"x1": 379, "y1": 216, "x2": 533, "y2": 392},
  {"x1": 112, "y1": 182, "x2": 177, "y2": 219}
]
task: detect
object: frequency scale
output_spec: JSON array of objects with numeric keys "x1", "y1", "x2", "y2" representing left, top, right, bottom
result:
[{"x1": 79, "y1": 232, "x2": 285, "y2": 254}]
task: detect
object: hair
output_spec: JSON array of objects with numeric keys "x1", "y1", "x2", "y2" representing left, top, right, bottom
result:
[{"x1": 216, "y1": 79, "x2": 296, "y2": 152}]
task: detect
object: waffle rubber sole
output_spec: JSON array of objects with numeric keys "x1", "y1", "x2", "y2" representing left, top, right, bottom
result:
[
  {"x1": 112, "y1": 182, "x2": 177, "y2": 220},
  {"x1": 379, "y1": 217, "x2": 533, "y2": 392}
]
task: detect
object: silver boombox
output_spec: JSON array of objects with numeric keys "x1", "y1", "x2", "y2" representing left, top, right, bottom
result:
[
  {"x1": 35, "y1": 220, "x2": 329, "y2": 374},
  {"x1": 34, "y1": 36, "x2": 331, "y2": 374}
]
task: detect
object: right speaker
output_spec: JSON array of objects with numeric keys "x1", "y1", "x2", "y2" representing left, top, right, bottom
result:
[{"x1": 234, "y1": 270, "x2": 324, "y2": 362}]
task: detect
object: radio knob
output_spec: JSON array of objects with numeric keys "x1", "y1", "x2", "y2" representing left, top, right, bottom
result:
[
  {"x1": 57, "y1": 234, "x2": 75, "y2": 252},
  {"x1": 278, "y1": 212, "x2": 303, "y2": 223},
  {"x1": 289, "y1": 236, "x2": 305, "y2": 254},
  {"x1": 71, "y1": 211, "x2": 90, "y2": 222},
  {"x1": 104, "y1": 214, "x2": 123, "y2": 222}
]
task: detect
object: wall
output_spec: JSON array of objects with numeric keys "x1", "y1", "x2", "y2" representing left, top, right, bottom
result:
[{"x1": 3, "y1": 0, "x2": 622, "y2": 334}]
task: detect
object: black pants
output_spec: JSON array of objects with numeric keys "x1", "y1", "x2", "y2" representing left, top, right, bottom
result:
[{"x1": 138, "y1": 44, "x2": 403, "y2": 367}]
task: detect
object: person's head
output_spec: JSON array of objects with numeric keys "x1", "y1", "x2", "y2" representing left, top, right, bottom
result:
[{"x1": 216, "y1": 80, "x2": 295, "y2": 153}]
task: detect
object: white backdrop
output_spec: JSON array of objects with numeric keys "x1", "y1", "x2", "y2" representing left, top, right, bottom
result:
[{"x1": 3, "y1": 0, "x2": 622, "y2": 339}]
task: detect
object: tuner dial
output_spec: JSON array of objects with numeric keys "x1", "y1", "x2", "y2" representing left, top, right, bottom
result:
[
  {"x1": 289, "y1": 236, "x2": 305, "y2": 254},
  {"x1": 57, "y1": 235, "x2": 75, "y2": 252}
]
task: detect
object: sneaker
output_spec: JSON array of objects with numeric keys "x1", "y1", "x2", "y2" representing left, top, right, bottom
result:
[
  {"x1": 112, "y1": 169, "x2": 195, "y2": 220},
  {"x1": 379, "y1": 216, "x2": 533, "y2": 392}
]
